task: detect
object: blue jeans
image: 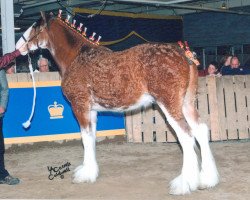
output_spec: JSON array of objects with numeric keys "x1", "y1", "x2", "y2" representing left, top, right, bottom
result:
[{"x1": 0, "y1": 117, "x2": 9, "y2": 179}]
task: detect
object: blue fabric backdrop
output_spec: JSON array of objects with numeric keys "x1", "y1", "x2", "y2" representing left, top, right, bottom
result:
[
  {"x1": 3, "y1": 86, "x2": 124, "y2": 138},
  {"x1": 74, "y1": 11, "x2": 183, "y2": 50}
]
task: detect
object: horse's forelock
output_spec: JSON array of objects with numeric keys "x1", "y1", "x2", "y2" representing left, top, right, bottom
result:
[{"x1": 33, "y1": 13, "x2": 55, "y2": 31}]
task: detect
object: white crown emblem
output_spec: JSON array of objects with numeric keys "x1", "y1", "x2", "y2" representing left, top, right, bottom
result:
[{"x1": 48, "y1": 101, "x2": 64, "y2": 119}]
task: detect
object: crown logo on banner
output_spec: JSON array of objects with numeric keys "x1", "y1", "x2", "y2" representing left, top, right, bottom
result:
[
  {"x1": 48, "y1": 101, "x2": 64, "y2": 119},
  {"x1": 57, "y1": 9, "x2": 102, "y2": 45}
]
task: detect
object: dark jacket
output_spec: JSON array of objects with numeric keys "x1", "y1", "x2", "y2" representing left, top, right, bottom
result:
[{"x1": 221, "y1": 65, "x2": 250, "y2": 76}]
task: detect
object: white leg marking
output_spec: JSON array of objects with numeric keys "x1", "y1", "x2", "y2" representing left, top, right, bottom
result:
[
  {"x1": 192, "y1": 124, "x2": 219, "y2": 189},
  {"x1": 158, "y1": 103, "x2": 199, "y2": 195},
  {"x1": 183, "y1": 104, "x2": 219, "y2": 189},
  {"x1": 72, "y1": 111, "x2": 99, "y2": 183}
]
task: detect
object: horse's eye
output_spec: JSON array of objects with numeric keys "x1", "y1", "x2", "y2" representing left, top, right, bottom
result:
[{"x1": 32, "y1": 22, "x2": 37, "y2": 28}]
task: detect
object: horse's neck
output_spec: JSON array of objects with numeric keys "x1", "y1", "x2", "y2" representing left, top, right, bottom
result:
[{"x1": 47, "y1": 21, "x2": 95, "y2": 75}]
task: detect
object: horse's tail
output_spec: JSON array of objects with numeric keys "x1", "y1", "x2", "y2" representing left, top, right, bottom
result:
[
  {"x1": 182, "y1": 63, "x2": 200, "y2": 131},
  {"x1": 186, "y1": 63, "x2": 198, "y2": 105}
]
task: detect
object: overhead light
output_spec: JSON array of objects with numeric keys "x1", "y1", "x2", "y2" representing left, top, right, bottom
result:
[
  {"x1": 0, "y1": 27, "x2": 21, "y2": 30},
  {"x1": 221, "y1": 1, "x2": 227, "y2": 9}
]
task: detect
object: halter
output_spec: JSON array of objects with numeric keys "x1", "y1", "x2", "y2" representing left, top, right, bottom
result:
[{"x1": 21, "y1": 22, "x2": 46, "y2": 51}]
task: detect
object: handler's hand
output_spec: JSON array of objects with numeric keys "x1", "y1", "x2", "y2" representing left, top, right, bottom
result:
[
  {"x1": 19, "y1": 43, "x2": 28, "y2": 54},
  {"x1": 0, "y1": 107, "x2": 5, "y2": 114}
]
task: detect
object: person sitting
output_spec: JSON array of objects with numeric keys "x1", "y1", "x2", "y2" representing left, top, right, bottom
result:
[
  {"x1": 35, "y1": 57, "x2": 50, "y2": 72},
  {"x1": 198, "y1": 61, "x2": 221, "y2": 77},
  {"x1": 219, "y1": 54, "x2": 232, "y2": 73},
  {"x1": 207, "y1": 61, "x2": 221, "y2": 76},
  {"x1": 221, "y1": 56, "x2": 248, "y2": 75}
]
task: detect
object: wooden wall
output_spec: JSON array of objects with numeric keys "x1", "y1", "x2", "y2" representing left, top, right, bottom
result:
[
  {"x1": 7, "y1": 73, "x2": 249, "y2": 143},
  {"x1": 125, "y1": 75, "x2": 250, "y2": 143}
]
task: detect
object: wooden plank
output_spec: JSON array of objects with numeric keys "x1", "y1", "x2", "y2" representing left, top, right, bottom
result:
[
  {"x1": 166, "y1": 123, "x2": 177, "y2": 143},
  {"x1": 38, "y1": 72, "x2": 61, "y2": 81},
  {"x1": 207, "y1": 76, "x2": 220, "y2": 141},
  {"x1": 6, "y1": 74, "x2": 18, "y2": 82},
  {"x1": 125, "y1": 111, "x2": 133, "y2": 142},
  {"x1": 53, "y1": 72, "x2": 61, "y2": 80},
  {"x1": 216, "y1": 76, "x2": 228, "y2": 140},
  {"x1": 38, "y1": 72, "x2": 49, "y2": 81},
  {"x1": 234, "y1": 76, "x2": 248, "y2": 139},
  {"x1": 142, "y1": 105, "x2": 154, "y2": 143},
  {"x1": 16, "y1": 73, "x2": 30, "y2": 82},
  {"x1": 154, "y1": 104, "x2": 167, "y2": 142},
  {"x1": 197, "y1": 77, "x2": 210, "y2": 129},
  {"x1": 131, "y1": 109, "x2": 143, "y2": 143},
  {"x1": 223, "y1": 76, "x2": 238, "y2": 139},
  {"x1": 32, "y1": 72, "x2": 40, "y2": 82},
  {"x1": 242, "y1": 76, "x2": 250, "y2": 139}
]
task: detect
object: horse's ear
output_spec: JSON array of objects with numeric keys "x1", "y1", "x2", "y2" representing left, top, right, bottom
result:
[{"x1": 40, "y1": 11, "x2": 46, "y2": 22}]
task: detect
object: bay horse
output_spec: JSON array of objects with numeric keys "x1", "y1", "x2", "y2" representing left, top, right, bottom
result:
[{"x1": 16, "y1": 12, "x2": 219, "y2": 195}]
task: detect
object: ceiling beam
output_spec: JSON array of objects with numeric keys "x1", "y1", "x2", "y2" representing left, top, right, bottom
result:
[
  {"x1": 112, "y1": 0, "x2": 250, "y2": 15},
  {"x1": 112, "y1": 0, "x2": 194, "y2": 6},
  {"x1": 19, "y1": 0, "x2": 101, "y2": 17}
]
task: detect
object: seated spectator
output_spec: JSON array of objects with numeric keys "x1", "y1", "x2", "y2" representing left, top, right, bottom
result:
[
  {"x1": 219, "y1": 54, "x2": 232, "y2": 73},
  {"x1": 198, "y1": 61, "x2": 221, "y2": 77},
  {"x1": 221, "y1": 56, "x2": 250, "y2": 75},
  {"x1": 207, "y1": 61, "x2": 221, "y2": 76},
  {"x1": 35, "y1": 57, "x2": 50, "y2": 72}
]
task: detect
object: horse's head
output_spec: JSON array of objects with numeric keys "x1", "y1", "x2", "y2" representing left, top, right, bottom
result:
[{"x1": 16, "y1": 11, "x2": 54, "y2": 55}]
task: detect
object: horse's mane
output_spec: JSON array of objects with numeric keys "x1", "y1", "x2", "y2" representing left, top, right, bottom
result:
[{"x1": 52, "y1": 16, "x2": 101, "y2": 48}]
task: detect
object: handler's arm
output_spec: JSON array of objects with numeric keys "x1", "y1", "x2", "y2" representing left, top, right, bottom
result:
[{"x1": 0, "y1": 50, "x2": 21, "y2": 69}]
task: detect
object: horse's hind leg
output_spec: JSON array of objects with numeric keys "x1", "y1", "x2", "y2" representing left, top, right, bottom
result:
[
  {"x1": 72, "y1": 110, "x2": 99, "y2": 183},
  {"x1": 183, "y1": 100, "x2": 219, "y2": 189},
  {"x1": 157, "y1": 102, "x2": 199, "y2": 195}
]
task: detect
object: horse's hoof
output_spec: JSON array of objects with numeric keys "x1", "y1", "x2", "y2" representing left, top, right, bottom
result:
[
  {"x1": 199, "y1": 170, "x2": 219, "y2": 190},
  {"x1": 72, "y1": 164, "x2": 99, "y2": 183},
  {"x1": 169, "y1": 175, "x2": 191, "y2": 195},
  {"x1": 169, "y1": 173, "x2": 200, "y2": 195}
]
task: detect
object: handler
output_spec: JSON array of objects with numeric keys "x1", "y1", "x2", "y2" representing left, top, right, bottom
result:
[{"x1": 0, "y1": 45, "x2": 27, "y2": 185}]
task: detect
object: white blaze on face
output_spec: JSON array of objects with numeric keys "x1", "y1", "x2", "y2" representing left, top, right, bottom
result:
[{"x1": 16, "y1": 23, "x2": 38, "y2": 55}]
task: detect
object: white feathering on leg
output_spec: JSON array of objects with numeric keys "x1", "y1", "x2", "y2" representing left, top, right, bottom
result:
[
  {"x1": 193, "y1": 123, "x2": 219, "y2": 189},
  {"x1": 72, "y1": 126, "x2": 99, "y2": 183},
  {"x1": 158, "y1": 103, "x2": 200, "y2": 195}
]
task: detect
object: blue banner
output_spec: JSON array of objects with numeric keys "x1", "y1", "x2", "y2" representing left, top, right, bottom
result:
[
  {"x1": 73, "y1": 9, "x2": 183, "y2": 50},
  {"x1": 3, "y1": 86, "x2": 125, "y2": 139}
]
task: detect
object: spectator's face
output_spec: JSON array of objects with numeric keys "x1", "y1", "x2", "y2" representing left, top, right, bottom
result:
[
  {"x1": 39, "y1": 60, "x2": 49, "y2": 72},
  {"x1": 231, "y1": 58, "x2": 240, "y2": 68},
  {"x1": 208, "y1": 64, "x2": 217, "y2": 75}
]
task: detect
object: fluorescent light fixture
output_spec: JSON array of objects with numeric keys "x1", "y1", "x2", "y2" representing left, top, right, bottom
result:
[{"x1": 0, "y1": 27, "x2": 21, "y2": 30}]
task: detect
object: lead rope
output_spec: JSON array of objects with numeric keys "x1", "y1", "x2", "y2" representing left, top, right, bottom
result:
[{"x1": 22, "y1": 54, "x2": 37, "y2": 128}]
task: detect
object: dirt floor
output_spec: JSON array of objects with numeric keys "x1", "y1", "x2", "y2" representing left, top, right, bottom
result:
[{"x1": 0, "y1": 138, "x2": 249, "y2": 200}]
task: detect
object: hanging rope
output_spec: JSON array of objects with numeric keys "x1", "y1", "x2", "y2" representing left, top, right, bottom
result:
[{"x1": 22, "y1": 54, "x2": 37, "y2": 128}]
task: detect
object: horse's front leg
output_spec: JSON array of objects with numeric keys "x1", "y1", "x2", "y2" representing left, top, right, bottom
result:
[{"x1": 72, "y1": 110, "x2": 99, "y2": 183}]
